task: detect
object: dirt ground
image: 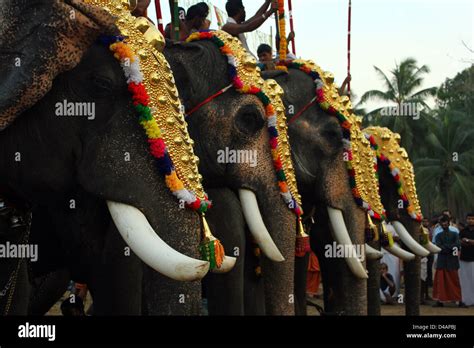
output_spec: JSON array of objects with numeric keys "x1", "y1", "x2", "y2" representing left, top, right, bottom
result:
[{"x1": 47, "y1": 289, "x2": 474, "y2": 316}]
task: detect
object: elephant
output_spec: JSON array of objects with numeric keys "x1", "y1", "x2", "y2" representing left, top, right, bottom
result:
[
  {"x1": 363, "y1": 127, "x2": 440, "y2": 316},
  {"x1": 254, "y1": 64, "x2": 383, "y2": 315},
  {"x1": 0, "y1": 0, "x2": 216, "y2": 315},
  {"x1": 163, "y1": 33, "x2": 301, "y2": 315}
]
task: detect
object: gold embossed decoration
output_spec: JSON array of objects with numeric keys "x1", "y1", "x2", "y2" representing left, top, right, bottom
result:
[
  {"x1": 186, "y1": 31, "x2": 305, "y2": 220},
  {"x1": 278, "y1": 59, "x2": 386, "y2": 220},
  {"x1": 364, "y1": 127, "x2": 423, "y2": 221},
  {"x1": 83, "y1": 0, "x2": 231, "y2": 270},
  {"x1": 84, "y1": 0, "x2": 207, "y2": 206}
]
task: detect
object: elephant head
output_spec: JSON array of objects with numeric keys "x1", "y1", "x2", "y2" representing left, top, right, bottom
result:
[
  {"x1": 164, "y1": 32, "x2": 302, "y2": 315},
  {"x1": 261, "y1": 59, "x2": 390, "y2": 315},
  {"x1": 0, "y1": 0, "x2": 216, "y2": 315},
  {"x1": 364, "y1": 126, "x2": 440, "y2": 316}
]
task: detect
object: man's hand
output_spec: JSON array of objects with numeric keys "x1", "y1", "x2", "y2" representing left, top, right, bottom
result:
[
  {"x1": 288, "y1": 31, "x2": 295, "y2": 42},
  {"x1": 270, "y1": 0, "x2": 278, "y2": 12}
]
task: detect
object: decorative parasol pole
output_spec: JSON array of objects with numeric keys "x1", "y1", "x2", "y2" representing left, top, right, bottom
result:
[
  {"x1": 169, "y1": 0, "x2": 180, "y2": 41},
  {"x1": 154, "y1": 0, "x2": 164, "y2": 34},
  {"x1": 347, "y1": 0, "x2": 352, "y2": 98},
  {"x1": 288, "y1": 0, "x2": 296, "y2": 55}
]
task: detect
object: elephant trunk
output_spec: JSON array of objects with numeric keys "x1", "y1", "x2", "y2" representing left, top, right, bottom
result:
[{"x1": 258, "y1": 188, "x2": 296, "y2": 315}]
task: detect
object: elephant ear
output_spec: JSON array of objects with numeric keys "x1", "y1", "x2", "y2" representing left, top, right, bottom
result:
[{"x1": 0, "y1": 0, "x2": 117, "y2": 131}]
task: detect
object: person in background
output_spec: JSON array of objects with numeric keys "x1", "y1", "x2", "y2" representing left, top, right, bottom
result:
[
  {"x1": 432, "y1": 215, "x2": 465, "y2": 308},
  {"x1": 459, "y1": 213, "x2": 474, "y2": 306},
  {"x1": 422, "y1": 217, "x2": 434, "y2": 299},
  {"x1": 433, "y1": 210, "x2": 459, "y2": 244},
  {"x1": 166, "y1": 3, "x2": 210, "y2": 41},
  {"x1": 275, "y1": 31, "x2": 297, "y2": 60},
  {"x1": 257, "y1": 43, "x2": 276, "y2": 70},
  {"x1": 306, "y1": 251, "x2": 321, "y2": 299},
  {"x1": 164, "y1": 6, "x2": 186, "y2": 40},
  {"x1": 380, "y1": 262, "x2": 396, "y2": 304},
  {"x1": 222, "y1": 0, "x2": 278, "y2": 56},
  {"x1": 131, "y1": 0, "x2": 154, "y2": 21}
]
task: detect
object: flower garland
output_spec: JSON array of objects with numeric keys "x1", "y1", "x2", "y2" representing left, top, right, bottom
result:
[
  {"x1": 186, "y1": 31, "x2": 303, "y2": 218},
  {"x1": 100, "y1": 35, "x2": 227, "y2": 269},
  {"x1": 278, "y1": 60, "x2": 385, "y2": 220},
  {"x1": 366, "y1": 133, "x2": 422, "y2": 222},
  {"x1": 277, "y1": 0, "x2": 287, "y2": 61},
  {"x1": 99, "y1": 35, "x2": 212, "y2": 214}
]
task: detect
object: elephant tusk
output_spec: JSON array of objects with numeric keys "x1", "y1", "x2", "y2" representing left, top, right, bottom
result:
[
  {"x1": 210, "y1": 256, "x2": 237, "y2": 274},
  {"x1": 383, "y1": 244, "x2": 416, "y2": 261},
  {"x1": 107, "y1": 201, "x2": 210, "y2": 281},
  {"x1": 365, "y1": 244, "x2": 383, "y2": 260},
  {"x1": 424, "y1": 241, "x2": 441, "y2": 254},
  {"x1": 327, "y1": 207, "x2": 368, "y2": 279},
  {"x1": 238, "y1": 189, "x2": 285, "y2": 262},
  {"x1": 392, "y1": 221, "x2": 430, "y2": 257}
]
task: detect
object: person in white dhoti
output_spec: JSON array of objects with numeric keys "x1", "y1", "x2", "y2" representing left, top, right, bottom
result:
[
  {"x1": 222, "y1": 0, "x2": 277, "y2": 57},
  {"x1": 460, "y1": 213, "x2": 474, "y2": 306}
]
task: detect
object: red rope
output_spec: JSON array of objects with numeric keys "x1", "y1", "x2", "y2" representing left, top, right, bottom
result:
[
  {"x1": 185, "y1": 84, "x2": 233, "y2": 118},
  {"x1": 288, "y1": 97, "x2": 317, "y2": 125},
  {"x1": 288, "y1": 0, "x2": 296, "y2": 55},
  {"x1": 154, "y1": 0, "x2": 164, "y2": 34}
]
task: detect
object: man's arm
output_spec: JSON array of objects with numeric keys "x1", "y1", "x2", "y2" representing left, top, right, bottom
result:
[
  {"x1": 223, "y1": 4, "x2": 277, "y2": 36},
  {"x1": 244, "y1": 0, "x2": 272, "y2": 24}
]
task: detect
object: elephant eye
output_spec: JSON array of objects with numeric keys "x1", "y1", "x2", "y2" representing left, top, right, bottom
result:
[
  {"x1": 235, "y1": 105, "x2": 266, "y2": 136},
  {"x1": 89, "y1": 75, "x2": 113, "y2": 96}
]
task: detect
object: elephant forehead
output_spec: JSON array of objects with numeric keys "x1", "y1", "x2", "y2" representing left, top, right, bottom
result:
[{"x1": 364, "y1": 126, "x2": 422, "y2": 220}]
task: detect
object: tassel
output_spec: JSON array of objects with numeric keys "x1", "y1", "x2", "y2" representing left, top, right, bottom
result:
[
  {"x1": 295, "y1": 218, "x2": 311, "y2": 257},
  {"x1": 380, "y1": 222, "x2": 394, "y2": 248},
  {"x1": 199, "y1": 214, "x2": 225, "y2": 270},
  {"x1": 367, "y1": 214, "x2": 379, "y2": 241},
  {"x1": 419, "y1": 225, "x2": 429, "y2": 245}
]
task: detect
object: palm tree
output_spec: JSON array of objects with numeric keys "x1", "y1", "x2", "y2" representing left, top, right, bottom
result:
[
  {"x1": 359, "y1": 58, "x2": 437, "y2": 154},
  {"x1": 414, "y1": 108, "x2": 474, "y2": 220}
]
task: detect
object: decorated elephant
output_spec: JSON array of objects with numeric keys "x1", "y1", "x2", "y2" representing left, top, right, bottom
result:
[
  {"x1": 0, "y1": 0, "x2": 220, "y2": 315},
  {"x1": 364, "y1": 127, "x2": 440, "y2": 316},
  {"x1": 258, "y1": 62, "x2": 378, "y2": 315},
  {"x1": 261, "y1": 60, "x2": 434, "y2": 315},
  {"x1": 164, "y1": 31, "x2": 305, "y2": 315}
]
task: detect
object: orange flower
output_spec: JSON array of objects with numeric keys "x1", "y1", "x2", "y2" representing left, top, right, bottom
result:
[{"x1": 165, "y1": 172, "x2": 184, "y2": 192}]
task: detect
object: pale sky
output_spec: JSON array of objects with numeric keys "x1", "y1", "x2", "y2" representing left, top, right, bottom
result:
[{"x1": 149, "y1": 0, "x2": 473, "y2": 110}]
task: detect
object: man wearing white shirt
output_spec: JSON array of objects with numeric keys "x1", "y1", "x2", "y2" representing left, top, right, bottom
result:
[{"x1": 222, "y1": 0, "x2": 278, "y2": 56}]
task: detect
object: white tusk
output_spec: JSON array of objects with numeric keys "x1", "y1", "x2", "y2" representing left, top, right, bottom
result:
[
  {"x1": 211, "y1": 256, "x2": 237, "y2": 274},
  {"x1": 365, "y1": 244, "x2": 383, "y2": 260},
  {"x1": 238, "y1": 189, "x2": 285, "y2": 262},
  {"x1": 107, "y1": 201, "x2": 210, "y2": 281},
  {"x1": 383, "y1": 244, "x2": 416, "y2": 261},
  {"x1": 392, "y1": 221, "x2": 430, "y2": 257},
  {"x1": 327, "y1": 207, "x2": 368, "y2": 279},
  {"x1": 424, "y1": 241, "x2": 441, "y2": 254}
]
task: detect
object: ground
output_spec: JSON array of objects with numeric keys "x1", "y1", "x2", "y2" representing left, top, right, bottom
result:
[{"x1": 46, "y1": 289, "x2": 474, "y2": 316}]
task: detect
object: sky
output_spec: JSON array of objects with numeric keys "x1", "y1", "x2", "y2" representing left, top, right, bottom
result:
[{"x1": 148, "y1": 0, "x2": 473, "y2": 111}]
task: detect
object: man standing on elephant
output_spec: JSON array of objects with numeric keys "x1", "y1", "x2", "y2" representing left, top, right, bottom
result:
[
  {"x1": 433, "y1": 215, "x2": 464, "y2": 307},
  {"x1": 222, "y1": 0, "x2": 278, "y2": 56},
  {"x1": 459, "y1": 213, "x2": 474, "y2": 306}
]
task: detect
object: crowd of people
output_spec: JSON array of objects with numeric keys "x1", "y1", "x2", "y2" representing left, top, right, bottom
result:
[{"x1": 306, "y1": 211, "x2": 474, "y2": 310}]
